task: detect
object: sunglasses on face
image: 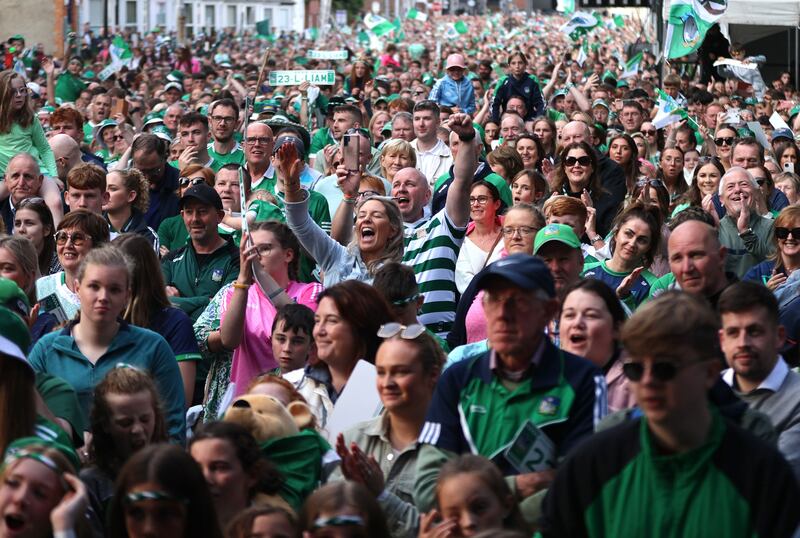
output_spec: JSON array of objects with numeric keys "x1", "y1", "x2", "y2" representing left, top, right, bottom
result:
[
  {"x1": 377, "y1": 322, "x2": 426, "y2": 339},
  {"x1": 775, "y1": 227, "x2": 800, "y2": 240},
  {"x1": 752, "y1": 176, "x2": 767, "y2": 186},
  {"x1": 714, "y1": 137, "x2": 735, "y2": 146},
  {"x1": 636, "y1": 179, "x2": 665, "y2": 188},
  {"x1": 179, "y1": 177, "x2": 205, "y2": 188},
  {"x1": 54, "y1": 231, "x2": 89, "y2": 247},
  {"x1": 564, "y1": 156, "x2": 592, "y2": 167},
  {"x1": 622, "y1": 357, "x2": 709, "y2": 382},
  {"x1": 641, "y1": 129, "x2": 657, "y2": 136}
]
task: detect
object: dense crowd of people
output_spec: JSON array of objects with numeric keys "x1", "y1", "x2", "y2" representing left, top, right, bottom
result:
[{"x1": 0, "y1": 9, "x2": 799, "y2": 537}]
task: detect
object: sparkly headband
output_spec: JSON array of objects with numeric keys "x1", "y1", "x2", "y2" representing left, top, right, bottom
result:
[
  {"x1": 391, "y1": 293, "x2": 419, "y2": 306},
  {"x1": 312, "y1": 515, "x2": 365, "y2": 529},
  {"x1": 124, "y1": 490, "x2": 188, "y2": 505}
]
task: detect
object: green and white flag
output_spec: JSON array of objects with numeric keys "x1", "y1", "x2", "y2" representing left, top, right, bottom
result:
[
  {"x1": 109, "y1": 36, "x2": 132, "y2": 65},
  {"x1": 557, "y1": 0, "x2": 575, "y2": 14},
  {"x1": 575, "y1": 41, "x2": 589, "y2": 67},
  {"x1": 256, "y1": 20, "x2": 274, "y2": 41},
  {"x1": 405, "y1": 8, "x2": 428, "y2": 22},
  {"x1": 560, "y1": 12, "x2": 599, "y2": 41},
  {"x1": 664, "y1": 0, "x2": 727, "y2": 59},
  {"x1": 454, "y1": 20, "x2": 469, "y2": 34},
  {"x1": 653, "y1": 88, "x2": 688, "y2": 129},
  {"x1": 613, "y1": 14, "x2": 625, "y2": 28},
  {"x1": 363, "y1": 13, "x2": 395, "y2": 37},
  {"x1": 620, "y1": 52, "x2": 643, "y2": 79}
]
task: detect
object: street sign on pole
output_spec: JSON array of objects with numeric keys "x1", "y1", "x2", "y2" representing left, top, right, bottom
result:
[{"x1": 268, "y1": 70, "x2": 336, "y2": 86}]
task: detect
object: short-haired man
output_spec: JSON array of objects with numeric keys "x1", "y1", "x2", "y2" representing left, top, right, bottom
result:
[
  {"x1": 163, "y1": 103, "x2": 184, "y2": 136},
  {"x1": 717, "y1": 167, "x2": 774, "y2": 278},
  {"x1": 653, "y1": 219, "x2": 737, "y2": 308},
  {"x1": 499, "y1": 113, "x2": 525, "y2": 146},
  {"x1": 243, "y1": 121, "x2": 276, "y2": 191},
  {"x1": 1, "y1": 153, "x2": 44, "y2": 232},
  {"x1": 731, "y1": 137, "x2": 764, "y2": 169},
  {"x1": 540, "y1": 292, "x2": 800, "y2": 537},
  {"x1": 620, "y1": 100, "x2": 645, "y2": 134},
  {"x1": 66, "y1": 163, "x2": 107, "y2": 214},
  {"x1": 49, "y1": 107, "x2": 106, "y2": 168},
  {"x1": 207, "y1": 98, "x2": 244, "y2": 171},
  {"x1": 161, "y1": 183, "x2": 239, "y2": 322},
  {"x1": 49, "y1": 133, "x2": 83, "y2": 186},
  {"x1": 83, "y1": 91, "x2": 111, "y2": 145},
  {"x1": 391, "y1": 112, "x2": 414, "y2": 142},
  {"x1": 415, "y1": 254, "x2": 606, "y2": 514},
  {"x1": 312, "y1": 105, "x2": 362, "y2": 174},
  {"x1": 719, "y1": 282, "x2": 800, "y2": 480},
  {"x1": 534, "y1": 223, "x2": 584, "y2": 300},
  {"x1": 411, "y1": 100, "x2": 452, "y2": 186},
  {"x1": 131, "y1": 133, "x2": 181, "y2": 229},
  {"x1": 177, "y1": 113, "x2": 215, "y2": 170}
]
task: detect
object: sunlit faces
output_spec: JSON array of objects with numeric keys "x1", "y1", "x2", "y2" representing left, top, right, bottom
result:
[
  {"x1": 501, "y1": 208, "x2": 539, "y2": 255},
  {"x1": 0, "y1": 458, "x2": 66, "y2": 538},
  {"x1": 56, "y1": 226, "x2": 93, "y2": 273},
  {"x1": 720, "y1": 170, "x2": 755, "y2": 217},
  {"x1": 609, "y1": 138, "x2": 633, "y2": 166},
  {"x1": 659, "y1": 148, "x2": 683, "y2": 180},
  {"x1": 563, "y1": 148, "x2": 593, "y2": 189},
  {"x1": 9, "y1": 76, "x2": 28, "y2": 111},
  {"x1": 560, "y1": 289, "x2": 617, "y2": 367},
  {"x1": 713, "y1": 128, "x2": 737, "y2": 161},
  {"x1": 515, "y1": 138, "x2": 538, "y2": 169},
  {"x1": 375, "y1": 339, "x2": 436, "y2": 413},
  {"x1": 75, "y1": 262, "x2": 130, "y2": 323},
  {"x1": 181, "y1": 199, "x2": 223, "y2": 245},
  {"x1": 178, "y1": 121, "x2": 209, "y2": 150},
  {"x1": 249, "y1": 228, "x2": 294, "y2": 281},
  {"x1": 719, "y1": 307, "x2": 783, "y2": 388},
  {"x1": 354, "y1": 199, "x2": 398, "y2": 257},
  {"x1": 105, "y1": 390, "x2": 157, "y2": 460},
  {"x1": 667, "y1": 221, "x2": 725, "y2": 296},
  {"x1": 511, "y1": 174, "x2": 533, "y2": 204},
  {"x1": 774, "y1": 177, "x2": 799, "y2": 205},
  {"x1": 613, "y1": 218, "x2": 652, "y2": 266},
  {"x1": 5, "y1": 156, "x2": 43, "y2": 205},
  {"x1": 437, "y1": 472, "x2": 511, "y2": 537},
  {"x1": 0, "y1": 247, "x2": 33, "y2": 296},
  {"x1": 104, "y1": 171, "x2": 135, "y2": 213},
  {"x1": 380, "y1": 150, "x2": 412, "y2": 180},
  {"x1": 694, "y1": 163, "x2": 722, "y2": 197},
  {"x1": 313, "y1": 297, "x2": 360, "y2": 368},
  {"x1": 214, "y1": 168, "x2": 241, "y2": 212},
  {"x1": 391, "y1": 170, "x2": 429, "y2": 221},
  {"x1": 13, "y1": 207, "x2": 49, "y2": 253}
]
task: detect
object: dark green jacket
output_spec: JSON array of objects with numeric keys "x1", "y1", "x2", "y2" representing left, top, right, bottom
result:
[
  {"x1": 539, "y1": 411, "x2": 800, "y2": 537},
  {"x1": 161, "y1": 237, "x2": 240, "y2": 321}
]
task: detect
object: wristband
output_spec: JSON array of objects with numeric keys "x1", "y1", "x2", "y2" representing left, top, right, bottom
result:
[
  {"x1": 268, "y1": 288, "x2": 285, "y2": 300},
  {"x1": 233, "y1": 281, "x2": 251, "y2": 290},
  {"x1": 590, "y1": 234, "x2": 602, "y2": 244}
]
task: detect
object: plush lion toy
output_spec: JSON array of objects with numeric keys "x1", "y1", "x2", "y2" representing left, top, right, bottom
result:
[{"x1": 224, "y1": 394, "x2": 332, "y2": 510}]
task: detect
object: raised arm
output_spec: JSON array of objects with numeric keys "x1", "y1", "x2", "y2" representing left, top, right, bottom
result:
[{"x1": 445, "y1": 113, "x2": 478, "y2": 227}]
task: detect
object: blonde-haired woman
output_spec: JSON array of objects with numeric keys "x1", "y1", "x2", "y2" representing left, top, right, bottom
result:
[
  {"x1": 379, "y1": 138, "x2": 417, "y2": 184},
  {"x1": 104, "y1": 168, "x2": 158, "y2": 250}
]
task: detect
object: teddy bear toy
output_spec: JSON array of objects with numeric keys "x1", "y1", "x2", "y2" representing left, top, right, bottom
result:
[{"x1": 224, "y1": 394, "x2": 333, "y2": 510}]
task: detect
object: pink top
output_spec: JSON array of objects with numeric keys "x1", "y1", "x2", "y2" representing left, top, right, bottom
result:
[
  {"x1": 465, "y1": 290, "x2": 488, "y2": 344},
  {"x1": 221, "y1": 280, "x2": 322, "y2": 397}
]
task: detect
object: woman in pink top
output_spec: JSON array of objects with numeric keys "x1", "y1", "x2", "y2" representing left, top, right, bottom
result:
[{"x1": 220, "y1": 221, "x2": 322, "y2": 397}]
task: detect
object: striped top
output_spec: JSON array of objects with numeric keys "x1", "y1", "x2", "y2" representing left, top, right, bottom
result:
[{"x1": 402, "y1": 209, "x2": 466, "y2": 338}]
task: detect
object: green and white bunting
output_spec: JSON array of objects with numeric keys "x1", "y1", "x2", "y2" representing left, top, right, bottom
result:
[
  {"x1": 560, "y1": 12, "x2": 599, "y2": 41},
  {"x1": 575, "y1": 41, "x2": 589, "y2": 67},
  {"x1": 406, "y1": 8, "x2": 428, "y2": 22},
  {"x1": 307, "y1": 50, "x2": 348, "y2": 60},
  {"x1": 620, "y1": 52, "x2": 643, "y2": 79},
  {"x1": 664, "y1": 0, "x2": 727, "y2": 59},
  {"x1": 269, "y1": 70, "x2": 336, "y2": 86},
  {"x1": 363, "y1": 13, "x2": 395, "y2": 37}
]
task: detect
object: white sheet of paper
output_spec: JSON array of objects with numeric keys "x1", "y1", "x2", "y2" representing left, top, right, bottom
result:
[
  {"x1": 746, "y1": 122, "x2": 771, "y2": 150},
  {"x1": 325, "y1": 360, "x2": 382, "y2": 442},
  {"x1": 713, "y1": 58, "x2": 758, "y2": 70},
  {"x1": 769, "y1": 111, "x2": 791, "y2": 131}
]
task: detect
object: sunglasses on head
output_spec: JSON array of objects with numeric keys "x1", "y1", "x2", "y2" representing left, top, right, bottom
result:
[
  {"x1": 714, "y1": 137, "x2": 735, "y2": 146},
  {"x1": 622, "y1": 357, "x2": 709, "y2": 382},
  {"x1": 636, "y1": 179, "x2": 665, "y2": 188},
  {"x1": 775, "y1": 227, "x2": 800, "y2": 240},
  {"x1": 564, "y1": 156, "x2": 592, "y2": 167},
  {"x1": 377, "y1": 322, "x2": 426, "y2": 339}
]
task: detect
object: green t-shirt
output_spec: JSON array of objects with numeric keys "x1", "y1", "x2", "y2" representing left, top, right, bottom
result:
[
  {"x1": 207, "y1": 142, "x2": 245, "y2": 172},
  {"x1": 55, "y1": 72, "x2": 86, "y2": 103}
]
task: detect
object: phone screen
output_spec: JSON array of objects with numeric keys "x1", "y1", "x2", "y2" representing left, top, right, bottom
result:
[{"x1": 342, "y1": 133, "x2": 360, "y2": 172}]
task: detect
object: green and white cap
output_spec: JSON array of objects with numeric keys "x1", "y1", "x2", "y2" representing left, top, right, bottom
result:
[
  {"x1": 0, "y1": 305, "x2": 31, "y2": 368},
  {"x1": 534, "y1": 223, "x2": 581, "y2": 254}
]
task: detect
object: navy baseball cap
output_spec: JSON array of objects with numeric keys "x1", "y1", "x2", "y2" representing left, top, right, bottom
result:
[
  {"x1": 273, "y1": 135, "x2": 306, "y2": 159},
  {"x1": 180, "y1": 183, "x2": 223, "y2": 211},
  {"x1": 473, "y1": 254, "x2": 555, "y2": 298},
  {"x1": 772, "y1": 128, "x2": 794, "y2": 142}
]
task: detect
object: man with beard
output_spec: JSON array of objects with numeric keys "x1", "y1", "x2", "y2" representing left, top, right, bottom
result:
[{"x1": 207, "y1": 98, "x2": 244, "y2": 171}]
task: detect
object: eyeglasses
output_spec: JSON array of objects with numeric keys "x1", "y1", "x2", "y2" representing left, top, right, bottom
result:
[
  {"x1": 345, "y1": 127, "x2": 370, "y2": 137},
  {"x1": 210, "y1": 115, "x2": 236, "y2": 124},
  {"x1": 137, "y1": 164, "x2": 163, "y2": 178},
  {"x1": 469, "y1": 195, "x2": 490, "y2": 205},
  {"x1": 413, "y1": 90, "x2": 427, "y2": 96},
  {"x1": 112, "y1": 135, "x2": 125, "y2": 142},
  {"x1": 357, "y1": 190, "x2": 379, "y2": 199},
  {"x1": 501, "y1": 226, "x2": 536, "y2": 237},
  {"x1": 11, "y1": 88, "x2": 28, "y2": 97},
  {"x1": 245, "y1": 136, "x2": 272, "y2": 146},
  {"x1": 775, "y1": 227, "x2": 800, "y2": 240},
  {"x1": 179, "y1": 177, "x2": 206, "y2": 188},
  {"x1": 714, "y1": 137, "x2": 735, "y2": 146},
  {"x1": 253, "y1": 243, "x2": 274, "y2": 256},
  {"x1": 564, "y1": 156, "x2": 592, "y2": 167},
  {"x1": 622, "y1": 357, "x2": 710, "y2": 382},
  {"x1": 54, "y1": 231, "x2": 89, "y2": 247},
  {"x1": 377, "y1": 323, "x2": 426, "y2": 339}
]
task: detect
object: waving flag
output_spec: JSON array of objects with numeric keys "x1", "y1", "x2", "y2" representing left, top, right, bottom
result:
[
  {"x1": 560, "y1": 12, "x2": 599, "y2": 41},
  {"x1": 406, "y1": 8, "x2": 428, "y2": 22},
  {"x1": 621, "y1": 52, "x2": 643, "y2": 79},
  {"x1": 364, "y1": 14, "x2": 395, "y2": 37},
  {"x1": 575, "y1": 41, "x2": 589, "y2": 67},
  {"x1": 109, "y1": 36, "x2": 132, "y2": 65},
  {"x1": 664, "y1": 0, "x2": 727, "y2": 59},
  {"x1": 653, "y1": 88, "x2": 688, "y2": 129}
]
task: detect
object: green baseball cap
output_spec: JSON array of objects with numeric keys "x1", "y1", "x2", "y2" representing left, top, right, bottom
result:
[
  {"x1": 0, "y1": 278, "x2": 30, "y2": 319},
  {"x1": 0, "y1": 305, "x2": 31, "y2": 366},
  {"x1": 534, "y1": 223, "x2": 581, "y2": 254}
]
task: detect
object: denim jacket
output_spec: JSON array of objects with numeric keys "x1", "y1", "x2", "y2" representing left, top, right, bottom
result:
[{"x1": 429, "y1": 75, "x2": 476, "y2": 115}]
